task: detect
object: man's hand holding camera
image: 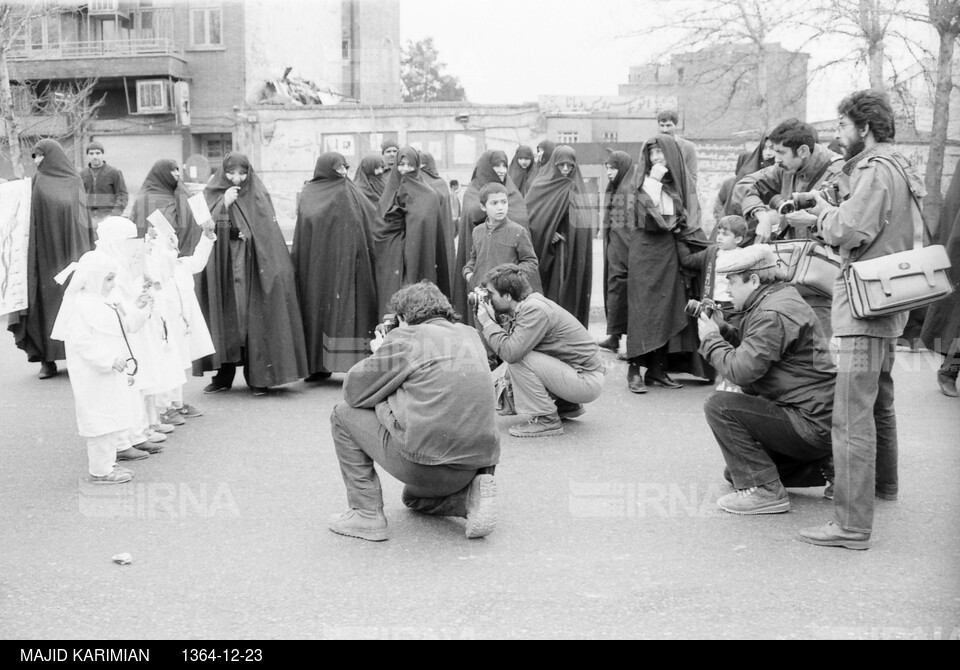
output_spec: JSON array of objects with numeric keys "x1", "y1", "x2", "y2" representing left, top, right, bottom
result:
[{"x1": 470, "y1": 287, "x2": 495, "y2": 325}]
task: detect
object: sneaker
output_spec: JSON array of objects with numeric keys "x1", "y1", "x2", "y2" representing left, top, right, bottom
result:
[
  {"x1": 328, "y1": 509, "x2": 388, "y2": 542},
  {"x1": 717, "y1": 480, "x2": 790, "y2": 515},
  {"x1": 509, "y1": 413, "x2": 564, "y2": 438},
  {"x1": 797, "y1": 520, "x2": 871, "y2": 550},
  {"x1": 146, "y1": 431, "x2": 167, "y2": 444},
  {"x1": 134, "y1": 440, "x2": 164, "y2": 454},
  {"x1": 160, "y1": 409, "x2": 186, "y2": 426},
  {"x1": 203, "y1": 383, "x2": 231, "y2": 394},
  {"x1": 464, "y1": 474, "x2": 497, "y2": 539},
  {"x1": 150, "y1": 422, "x2": 175, "y2": 434},
  {"x1": 177, "y1": 403, "x2": 204, "y2": 418},
  {"x1": 937, "y1": 374, "x2": 958, "y2": 398},
  {"x1": 89, "y1": 466, "x2": 133, "y2": 485},
  {"x1": 116, "y1": 447, "x2": 149, "y2": 461}
]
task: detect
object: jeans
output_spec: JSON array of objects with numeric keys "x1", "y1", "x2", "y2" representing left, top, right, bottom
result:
[
  {"x1": 832, "y1": 336, "x2": 899, "y2": 534},
  {"x1": 508, "y1": 351, "x2": 605, "y2": 416},
  {"x1": 704, "y1": 392, "x2": 831, "y2": 490},
  {"x1": 330, "y1": 402, "x2": 477, "y2": 514}
]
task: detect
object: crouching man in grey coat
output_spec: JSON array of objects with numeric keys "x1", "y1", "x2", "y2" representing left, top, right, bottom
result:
[{"x1": 329, "y1": 281, "x2": 501, "y2": 542}]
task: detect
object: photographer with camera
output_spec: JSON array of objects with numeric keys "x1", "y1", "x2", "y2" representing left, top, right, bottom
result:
[
  {"x1": 733, "y1": 118, "x2": 846, "y2": 245},
  {"x1": 797, "y1": 90, "x2": 925, "y2": 550},
  {"x1": 476, "y1": 264, "x2": 605, "y2": 438},
  {"x1": 328, "y1": 281, "x2": 500, "y2": 542},
  {"x1": 697, "y1": 246, "x2": 836, "y2": 516}
]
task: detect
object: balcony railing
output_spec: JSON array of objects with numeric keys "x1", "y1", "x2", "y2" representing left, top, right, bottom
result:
[{"x1": 9, "y1": 39, "x2": 184, "y2": 61}]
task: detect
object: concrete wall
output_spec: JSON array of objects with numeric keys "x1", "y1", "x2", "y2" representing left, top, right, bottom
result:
[
  {"x1": 353, "y1": 0, "x2": 401, "y2": 105},
  {"x1": 243, "y1": 0, "x2": 344, "y2": 105},
  {"x1": 235, "y1": 102, "x2": 541, "y2": 231}
]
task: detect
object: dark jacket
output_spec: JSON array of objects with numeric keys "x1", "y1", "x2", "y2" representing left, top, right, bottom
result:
[
  {"x1": 80, "y1": 162, "x2": 128, "y2": 216},
  {"x1": 343, "y1": 318, "x2": 500, "y2": 469},
  {"x1": 699, "y1": 282, "x2": 836, "y2": 441},
  {"x1": 463, "y1": 217, "x2": 539, "y2": 288}
]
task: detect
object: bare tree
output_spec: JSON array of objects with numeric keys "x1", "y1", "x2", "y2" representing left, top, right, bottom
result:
[
  {"x1": 0, "y1": 2, "x2": 42, "y2": 179},
  {"x1": 620, "y1": 0, "x2": 808, "y2": 133},
  {"x1": 34, "y1": 79, "x2": 107, "y2": 166},
  {"x1": 920, "y1": 0, "x2": 960, "y2": 225}
]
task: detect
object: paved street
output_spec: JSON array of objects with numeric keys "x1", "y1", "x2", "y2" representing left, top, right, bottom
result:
[{"x1": 2, "y1": 290, "x2": 959, "y2": 638}]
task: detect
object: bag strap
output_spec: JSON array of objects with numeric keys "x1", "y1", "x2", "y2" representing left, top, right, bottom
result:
[{"x1": 868, "y1": 154, "x2": 929, "y2": 251}]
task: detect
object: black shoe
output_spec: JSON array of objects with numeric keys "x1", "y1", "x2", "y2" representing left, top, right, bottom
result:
[
  {"x1": 38, "y1": 362, "x2": 58, "y2": 379},
  {"x1": 645, "y1": 372, "x2": 683, "y2": 389},
  {"x1": 597, "y1": 334, "x2": 621, "y2": 353},
  {"x1": 305, "y1": 372, "x2": 333, "y2": 383},
  {"x1": 555, "y1": 399, "x2": 585, "y2": 420},
  {"x1": 251, "y1": 386, "x2": 269, "y2": 396},
  {"x1": 627, "y1": 364, "x2": 646, "y2": 394},
  {"x1": 203, "y1": 382, "x2": 231, "y2": 394}
]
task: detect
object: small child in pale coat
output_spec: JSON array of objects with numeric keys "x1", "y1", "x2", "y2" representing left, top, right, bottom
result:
[{"x1": 52, "y1": 250, "x2": 149, "y2": 484}]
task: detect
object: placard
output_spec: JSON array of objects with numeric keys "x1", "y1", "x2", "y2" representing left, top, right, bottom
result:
[{"x1": 187, "y1": 193, "x2": 212, "y2": 227}]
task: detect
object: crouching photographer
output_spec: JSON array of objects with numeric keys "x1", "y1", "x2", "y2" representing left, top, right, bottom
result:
[
  {"x1": 697, "y1": 246, "x2": 836, "y2": 515},
  {"x1": 475, "y1": 264, "x2": 605, "y2": 438},
  {"x1": 328, "y1": 281, "x2": 500, "y2": 542}
]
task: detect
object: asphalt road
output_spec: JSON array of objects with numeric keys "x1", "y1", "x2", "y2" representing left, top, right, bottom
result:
[{"x1": 2, "y1": 245, "x2": 959, "y2": 639}]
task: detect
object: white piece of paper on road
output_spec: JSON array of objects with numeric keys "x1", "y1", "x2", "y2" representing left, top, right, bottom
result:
[
  {"x1": 187, "y1": 193, "x2": 212, "y2": 227},
  {"x1": 0, "y1": 179, "x2": 33, "y2": 318}
]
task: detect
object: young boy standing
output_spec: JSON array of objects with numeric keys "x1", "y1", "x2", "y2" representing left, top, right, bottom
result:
[{"x1": 462, "y1": 183, "x2": 539, "y2": 318}]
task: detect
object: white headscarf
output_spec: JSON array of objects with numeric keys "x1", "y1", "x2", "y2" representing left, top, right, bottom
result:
[{"x1": 50, "y1": 250, "x2": 118, "y2": 342}]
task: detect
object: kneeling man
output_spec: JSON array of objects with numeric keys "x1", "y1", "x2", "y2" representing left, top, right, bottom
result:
[
  {"x1": 476, "y1": 264, "x2": 605, "y2": 438},
  {"x1": 329, "y1": 281, "x2": 500, "y2": 541},
  {"x1": 697, "y1": 246, "x2": 836, "y2": 515}
]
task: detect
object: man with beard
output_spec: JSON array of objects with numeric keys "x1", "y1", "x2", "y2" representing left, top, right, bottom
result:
[
  {"x1": 381, "y1": 139, "x2": 399, "y2": 170},
  {"x1": 798, "y1": 90, "x2": 923, "y2": 550}
]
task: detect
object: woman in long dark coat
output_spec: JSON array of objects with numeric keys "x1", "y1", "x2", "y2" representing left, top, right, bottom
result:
[
  {"x1": 352, "y1": 154, "x2": 386, "y2": 206},
  {"x1": 129, "y1": 158, "x2": 199, "y2": 255},
  {"x1": 194, "y1": 152, "x2": 308, "y2": 394},
  {"x1": 921, "y1": 167, "x2": 960, "y2": 397},
  {"x1": 8, "y1": 138, "x2": 94, "y2": 378},
  {"x1": 419, "y1": 152, "x2": 458, "y2": 257},
  {"x1": 293, "y1": 153, "x2": 379, "y2": 379},
  {"x1": 598, "y1": 150, "x2": 639, "y2": 354},
  {"x1": 626, "y1": 134, "x2": 710, "y2": 392},
  {"x1": 508, "y1": 145, "x2": 537, "y2": 196},
  {"x1": 525, "y1": 145, "x2": 594, "y2": 327},
  {"x1": 374, "y1": 147, "x2": 451, "y2": 315}
]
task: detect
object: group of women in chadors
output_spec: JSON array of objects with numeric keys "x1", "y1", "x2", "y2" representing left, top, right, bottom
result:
[{"x1": 13, "y1": 133, "x2": 723, "y2": 398}]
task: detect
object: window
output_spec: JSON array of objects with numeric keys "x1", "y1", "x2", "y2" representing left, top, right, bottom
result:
[
  {"x1": 557, "y1": 131, "x2": 579, "y2": 144},
  {"x1": 342, "y1": 39, "x2": 350, "y2": 60},
  {"x1": 602, "y1": 132, "x2": 618, "y2": 143},
  {"x1": 137, "y1": 79, "x2": 169, "y2": 113},
  {"x1": 202, "y1": 134, "x2": 232, "y2": 161},
  {"x1": 11, "y1": 86, "x2": 35, "y2": 115},
  {"x1": 190, "y1": 6, "x2": 222, "y2": 47}
]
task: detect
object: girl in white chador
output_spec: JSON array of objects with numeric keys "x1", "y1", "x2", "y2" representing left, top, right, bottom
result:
[
  {"x1": 52, "y1": 250, "x2": 148, "y2": 484},
  {"x1": 95, "y1": 217, "x2": 183, "y2": 450},
  {"x1": 144, "y1": 214, "x2": 216, "y2": 421}
]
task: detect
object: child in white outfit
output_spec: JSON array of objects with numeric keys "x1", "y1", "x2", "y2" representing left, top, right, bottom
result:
[{"x1": 52, "y1": 250, "x2": 149, "y2": 483}]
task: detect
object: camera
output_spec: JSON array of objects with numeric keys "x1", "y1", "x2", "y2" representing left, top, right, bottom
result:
[
  {"x1": 684, "y1": 298, "x2": 717, "y2": 319},
  {"x1": 467, "y1": 287, "x2": 490, "y2": 309},
  {"x1": 375, "y1": 313, "x2": 399, "y2": 337},
  {"x1": 770, "y1": 181, "x2": 842, "y2": 215}
]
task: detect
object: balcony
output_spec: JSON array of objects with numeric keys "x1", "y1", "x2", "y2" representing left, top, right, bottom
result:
[{"x1": 8, "y1": 39, "x2": 188, "y2": 81}]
